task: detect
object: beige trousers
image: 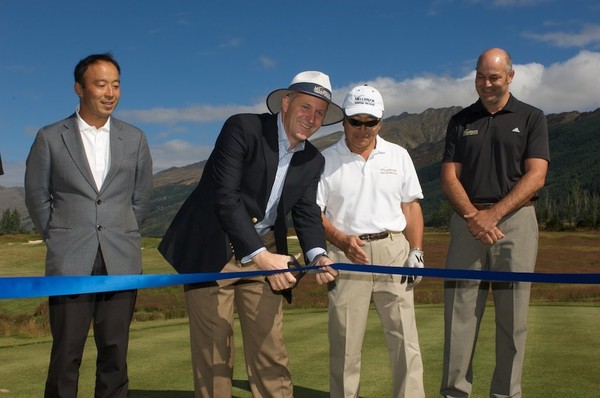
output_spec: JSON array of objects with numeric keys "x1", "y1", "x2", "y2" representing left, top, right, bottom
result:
[
  {"x1": 327, "y1": 232, "x2": 425, "y2": 398},
  {"x1": 184, "y1": 232, "x2": 293, "y2": 398}
]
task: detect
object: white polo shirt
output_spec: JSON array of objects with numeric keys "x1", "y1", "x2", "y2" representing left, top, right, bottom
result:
[{"x1": 317, "y1": 136, "x2": 423, "y2": 235}]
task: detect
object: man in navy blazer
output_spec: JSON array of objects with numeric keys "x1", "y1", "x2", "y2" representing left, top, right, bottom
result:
[
  {"x1": 25, "y1": 53, "x2": 153, "y2": 398},
  {"x1": 159, "y1": 71, "x2": 342, "y2": 397}
]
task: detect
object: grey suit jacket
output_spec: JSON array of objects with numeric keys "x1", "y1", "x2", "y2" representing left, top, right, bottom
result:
[{"x1": 25, "y1": 114, "x2": 153, "y2": 276}]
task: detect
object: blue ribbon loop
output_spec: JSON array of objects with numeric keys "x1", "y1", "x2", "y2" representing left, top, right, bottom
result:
[{"x1": 1, "y1": 264, "x2": 599, "y2": 300}]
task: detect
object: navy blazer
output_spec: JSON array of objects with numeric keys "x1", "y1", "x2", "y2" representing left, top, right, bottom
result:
[{"x1": 158, "y1": 113, "x2": 327, "y2": 274}]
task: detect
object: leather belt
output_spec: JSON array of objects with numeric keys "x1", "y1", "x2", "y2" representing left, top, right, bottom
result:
[
  {"x1": 358, "y1": 231, "x2": 389, "y2": 242},
  {"x1": 473, "y1": 200, "x2": 534, "y2": 211}
]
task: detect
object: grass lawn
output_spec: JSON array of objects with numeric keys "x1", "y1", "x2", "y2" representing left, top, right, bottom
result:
[
  {"x1": 1, "y1": 232, "x2": 599, "y2": 396},
  {"x1": 1, "y1": 305, "x2": 599, "y2": 397}
]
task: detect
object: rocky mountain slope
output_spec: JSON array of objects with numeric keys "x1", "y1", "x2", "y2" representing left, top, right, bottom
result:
[{"x1": 3, "y1": 107, "x2": 599, "y2": 236}]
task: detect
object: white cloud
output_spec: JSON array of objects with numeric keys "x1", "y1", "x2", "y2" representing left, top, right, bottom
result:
[
  {"x1": 118, "y1": 104, "x2": 265, "y2": 125},
  {"x1": 151, "y1": 140, "x2": 214, "y2": 172},
  {"x1": 259, "y1": 56, "x2": 277, "y2": 69},
  {"x1": 5, "y1": 51, "x2": 600, "y2": 187},
  {"x1": 491, "y1": 0, "x2": 548, "y2": 6},
  {"x1": 333, "y1": 50, "x2": 600, "y2": 116},
  {"x1": 527, "y1": 50, "x2": 600, "y2": 112},
  {"x1": 121, "y1": 50, "x2": 600, "y2": 131},
  {"x1": 335, "y1": 73, "x2": 476, "y2": 115},
  {"x1": 114, "y1": 51, "x2": 600, "y2": 171},
  {"x1": 523, "y1": 24, "x2": 600, "y2": 48},
  {"x1": 1, "y1": 141, "x2": 217, "y2": 188},
  {"x1": 219, "y1": 38, "x2": 242, "y2": 48},
  {"x1": 467, "y1": 0, "x2": 549, "y2": 6}
]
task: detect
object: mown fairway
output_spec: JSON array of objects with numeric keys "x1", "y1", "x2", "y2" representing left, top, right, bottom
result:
[
  {"x1": 1, "y1": 306, "x2": 599, "y2": 397},
  {"x1": 1, "y1": 232, "x2": 599, "y2": 397}
]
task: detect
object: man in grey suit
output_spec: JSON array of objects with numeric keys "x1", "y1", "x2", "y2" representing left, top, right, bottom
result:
[{"x1": 25, "y1": 53, "x2": 153, "y2": 398}]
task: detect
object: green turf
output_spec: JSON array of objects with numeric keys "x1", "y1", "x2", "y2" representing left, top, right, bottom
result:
[
  {"x1": 1, "y1": 306, "x2": 599, "y2": 397},
  {"x1": 1, "y1": 233, "x2": 599, "y2": 396}
]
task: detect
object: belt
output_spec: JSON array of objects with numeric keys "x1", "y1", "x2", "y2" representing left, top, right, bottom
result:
[
  {"x1": 473, "y1": 200, "x2": 534, "y2": 211},
  {"x1": 358, "y1": 231, "x2": 389, "y2": 242}
]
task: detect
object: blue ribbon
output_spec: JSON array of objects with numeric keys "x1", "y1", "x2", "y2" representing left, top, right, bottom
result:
[
  {"x1": 1, "y1": 264, "x2": 599, "y2": 300},
  {"x1": 333, "y1": 263, "x2": 600, "y2": 284}
]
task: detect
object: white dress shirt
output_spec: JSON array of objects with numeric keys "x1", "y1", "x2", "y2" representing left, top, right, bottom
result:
[{"x1": 76, "y1": 106, "x2": 111, "y2": 191}]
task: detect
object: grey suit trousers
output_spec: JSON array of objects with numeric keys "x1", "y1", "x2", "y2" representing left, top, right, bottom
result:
[
  {"x1": 44, "y1": 248, "x2": 137, "y2": 398},
  {"x1": 441, "y1": 206, "x2": 538, "y2": 398}
]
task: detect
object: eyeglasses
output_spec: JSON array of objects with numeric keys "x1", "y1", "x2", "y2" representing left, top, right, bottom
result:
[{"x1": 346, "y1": 117, "x2": 381, "y2": 128}]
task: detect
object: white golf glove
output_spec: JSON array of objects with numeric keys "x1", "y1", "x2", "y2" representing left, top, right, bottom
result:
[{"x1": 404, "y1": 248, "x2": 424, "y2": 290}]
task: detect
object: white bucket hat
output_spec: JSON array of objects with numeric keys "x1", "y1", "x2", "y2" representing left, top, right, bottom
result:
[{"x1": 266, "y1": 71, "x2": 344, "y2": 126}]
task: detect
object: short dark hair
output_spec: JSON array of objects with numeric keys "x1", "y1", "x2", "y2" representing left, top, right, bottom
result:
[{"x1": 74, "y1": 52, "x2": 121, "y2": 85}]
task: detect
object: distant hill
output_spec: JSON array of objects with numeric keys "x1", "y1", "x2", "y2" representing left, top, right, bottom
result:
[
  {"x1": 3, "y1": 107, "x2": 599, "y2": 236},
  {"x1": 142, "y1": 161, "x2": 206, "y2": 237},
  {"x1": 140, "y1": 106, "x2": 463, "y2": 236},
  {"x1": 139, "y1": 106, "x2": 600, "y2": 236},
  {"x1": 544, "y1": 108, "x2": 600, "y2": 194}
]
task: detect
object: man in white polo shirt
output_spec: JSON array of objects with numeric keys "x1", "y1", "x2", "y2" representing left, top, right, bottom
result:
[{"x1": 317, "y1": 85, "x2": 426, "y2": 398}]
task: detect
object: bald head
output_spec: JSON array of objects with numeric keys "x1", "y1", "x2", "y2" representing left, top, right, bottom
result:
[
  {"x1": 474, "y1": 48, "x2": 515, "y2": 113},
  {"x1": 477, "y1": 48, "x2": 513, "y2": 74}
]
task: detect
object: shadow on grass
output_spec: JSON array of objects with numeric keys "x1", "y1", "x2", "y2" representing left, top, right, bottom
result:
[{"x1": 129, "y1": 379, "x2": 329, "y2": 397}]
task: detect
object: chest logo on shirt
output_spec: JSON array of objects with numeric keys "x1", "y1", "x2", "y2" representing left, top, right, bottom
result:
[
  {"x1": 462, "y1": 129, "x2": 479, "y2": 137},
  {"x1": 380, "y1": 168, "x2": 397, "y2": 175}
]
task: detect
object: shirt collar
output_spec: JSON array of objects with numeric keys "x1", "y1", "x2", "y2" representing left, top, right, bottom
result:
[
  {"x1": 337, "y1": 135, "x2": 386, "y2": 157},
  {"x1": 474, "y1": 93, "x2": 516, "y2": 116},
  {"x1": 277, "y1": 113, "x2": 305, "y2": 153},
  {"x1": 75, "y1": 105, "x2": 111, "y2": 133}
]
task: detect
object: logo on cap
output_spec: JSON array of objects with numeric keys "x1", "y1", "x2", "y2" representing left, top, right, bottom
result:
[
  {"x1": 353, "y1": 95, "x2": 375, "y2": 105},
  {"x1": 314, "y1": 86, "x2": 331, "y2": 101}
]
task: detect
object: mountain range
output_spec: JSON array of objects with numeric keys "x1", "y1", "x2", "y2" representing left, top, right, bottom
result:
[{"x1": 2, "y1": 106, "x2": 599, "y2": 236}]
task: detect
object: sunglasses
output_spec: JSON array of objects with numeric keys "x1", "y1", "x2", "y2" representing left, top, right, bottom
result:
[{"x1": 346, "y1": 117, "x2": 381, "y2": 128}]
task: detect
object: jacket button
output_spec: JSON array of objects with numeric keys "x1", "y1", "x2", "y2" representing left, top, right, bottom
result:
[
  {"x1": 96, "y1": 199, "x2": 103, "y2": 205},
  {"x1": 251, "y1": 217, "x2": 258, "y2": 224},
  {"x1": 97, "y1": 225, "x2": 103, "y2": 231}
]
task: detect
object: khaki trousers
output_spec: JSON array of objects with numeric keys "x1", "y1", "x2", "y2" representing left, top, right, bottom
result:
[
  {"x1": 184, "y1": 233, "x2": 292, "y2": 398},
  {"x1": 441, "y1": 206, "x2": 538, "y2": 398},
  {"x1": 327, "y1": 232, "x2": 425, "y2": 398}
]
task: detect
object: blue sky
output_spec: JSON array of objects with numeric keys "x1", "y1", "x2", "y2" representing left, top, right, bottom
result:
[{"x1": 2, "y1": 0, "x2": 600, "y2": 187}]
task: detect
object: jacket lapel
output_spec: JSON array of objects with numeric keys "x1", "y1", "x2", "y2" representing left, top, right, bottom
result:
[
  {"x1": 61, "y1": 116, "x2": 98, "y2": 192},
  {"x1": 261, "y1": 115, "x2": 279, "y2": 208},
  {"x1": 100, "y1": 118, "x2": 124, "y2": 195}
]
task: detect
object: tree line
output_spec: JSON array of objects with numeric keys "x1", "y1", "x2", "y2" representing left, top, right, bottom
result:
[
  {"x1": 3, "y1": 179, "x2": 599, "y2": 236},
  {"x1": 427, "y1": 179, "x2": 600, "y2": 230},
  {"x1": 0, "y1": 208, "x2": 28, "y2": 234}
]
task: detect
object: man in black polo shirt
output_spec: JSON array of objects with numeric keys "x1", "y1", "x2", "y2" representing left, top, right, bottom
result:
[{"x1": 440, "y1": 48, "x2": 550, "y2": 398}]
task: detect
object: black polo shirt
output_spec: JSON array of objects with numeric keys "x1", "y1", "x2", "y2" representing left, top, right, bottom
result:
[{"x1": 442, "y1": 94, "x2": 550, "y2": 203}]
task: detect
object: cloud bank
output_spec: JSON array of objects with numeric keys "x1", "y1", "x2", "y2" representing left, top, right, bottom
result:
[
  {"x1": 335, "y1": 50, "x2": 600, "y2": 116},
  {"x1": 139, "y1": 50, "x2": 600, "y2": 178},
  {"x1": 125, "y1": 50, "x2": 600, "y2": 130},
  {"x1": 4, "y1": 51, "x2": 599, "y2": 188}
]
